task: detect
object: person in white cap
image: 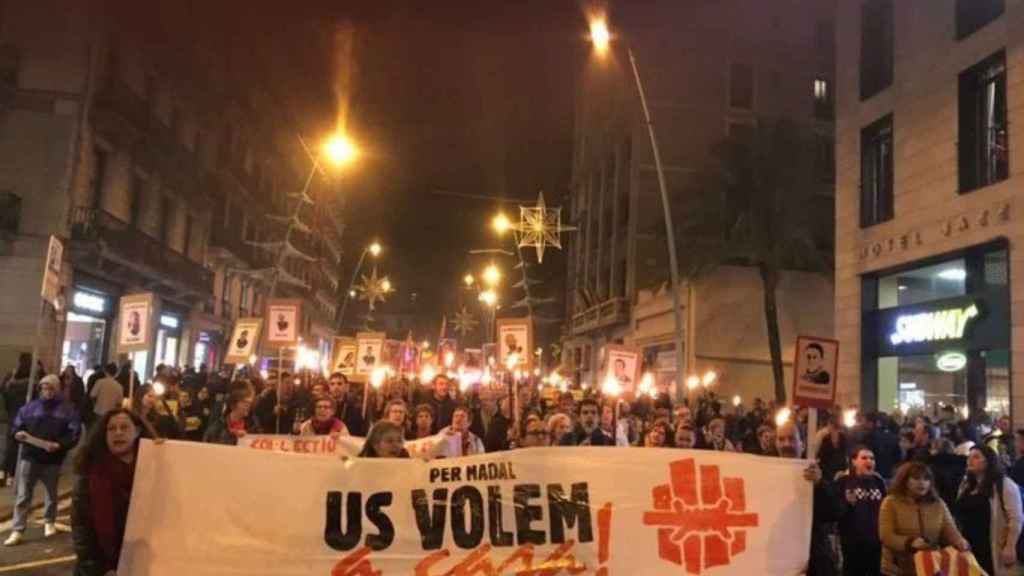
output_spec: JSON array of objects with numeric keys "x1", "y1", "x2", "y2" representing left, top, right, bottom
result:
[{"x1": 4, "y1": 374, "x2": 81, "y2": 546}]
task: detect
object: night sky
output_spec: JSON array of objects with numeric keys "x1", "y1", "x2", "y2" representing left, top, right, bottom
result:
[{"x1": 332, "y1": 1, "x2": 584, "y2": 337}]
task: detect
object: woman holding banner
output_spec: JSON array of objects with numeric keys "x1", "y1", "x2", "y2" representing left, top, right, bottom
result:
[
  {"x1": 359, "y1": 421, "x2": 409, "y2": 458},
  {"x1": 71, "y1": 409, "x2": 142, "y2": 576}
]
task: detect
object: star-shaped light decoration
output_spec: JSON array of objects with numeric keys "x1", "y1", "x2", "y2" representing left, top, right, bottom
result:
[
  {"x1": 518, "y1": 191, "x2": 575, "y2": 263},
  {"x1": 452, "y1": 306, "x2": 479, "y2": 337},
  {"x1": 354, "y1": 266, "x2": 392, "y2": 312}
]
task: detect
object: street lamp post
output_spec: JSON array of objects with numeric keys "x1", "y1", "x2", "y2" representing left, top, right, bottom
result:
[
  {"x1": 590, "y1": 19, "x2": 687, "y2": 404},
  {"x1": 337, "y1": 242, "x2": 381, "y2": 331},
  {"x1": 268, "y1": 133, "x2": 358, "y2": 299}
]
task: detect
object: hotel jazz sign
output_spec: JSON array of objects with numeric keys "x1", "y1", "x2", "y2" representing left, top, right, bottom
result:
[{"x1": 889, "y1": 303, "x2": 978, "y2": 346}]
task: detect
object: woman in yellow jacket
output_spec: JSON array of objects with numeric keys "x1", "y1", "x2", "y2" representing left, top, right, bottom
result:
[{"x1": 879, "y1": 461, "x2": 970, "y2": 576}]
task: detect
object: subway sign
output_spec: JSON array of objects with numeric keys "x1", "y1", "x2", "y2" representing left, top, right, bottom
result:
[{"x1": 889, "y1": 303, "x2": 978, "y2": 346}]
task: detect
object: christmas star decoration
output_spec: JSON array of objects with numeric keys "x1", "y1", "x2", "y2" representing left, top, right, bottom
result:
[
  {"x1": 354, "y1": 266, "x2": 391, "y2": 312},
  {"x1": 452, "y1": 306, "x2": 479, "y2": 336},
  {"x1": 518, "y1": 191, "x2": 575, "y2": 263}
]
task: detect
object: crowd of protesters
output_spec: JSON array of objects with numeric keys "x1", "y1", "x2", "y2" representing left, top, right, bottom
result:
[{"x1": 2, "y1": 356, "x2": 1024, "y2": 575}]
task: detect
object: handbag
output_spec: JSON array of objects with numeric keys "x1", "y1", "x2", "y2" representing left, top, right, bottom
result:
[{"x1": 913, "y1": 546, "x2": 989, "y2": 576}]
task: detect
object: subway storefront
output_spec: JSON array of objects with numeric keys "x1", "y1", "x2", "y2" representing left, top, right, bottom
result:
[{"x1": 861, "y1": 240, "x2": 1010, "y2": 421}]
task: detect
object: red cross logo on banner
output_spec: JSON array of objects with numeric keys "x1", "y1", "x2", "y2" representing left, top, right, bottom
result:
[{"x1": 642, "y1": 458, "x2": 760, "y2": 574}]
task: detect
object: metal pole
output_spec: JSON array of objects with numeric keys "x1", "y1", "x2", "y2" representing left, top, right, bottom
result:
[
  {"x1": 627, "y1": 48, "x2": 687, "y2": 405},
  {"x1": 24, "y1": 299, "x2": 47, "y2": 407},
  {"x1": 338, "y1": 248, "x2": 368, "y2": 332}
]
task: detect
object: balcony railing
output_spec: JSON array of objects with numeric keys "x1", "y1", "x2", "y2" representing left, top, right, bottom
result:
[
  {"x1": 571, "y1": 297, "x2": 630, "y2": 335},
  {"x1": 208, "y1": 224, "x2": 272, "y2": 269},
  {"x1": 70, "y1": 206, "x2": 213, "y2": 296}
]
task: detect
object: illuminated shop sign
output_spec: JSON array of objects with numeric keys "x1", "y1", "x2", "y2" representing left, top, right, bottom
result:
[
  {"x1": 73, "y1": 290, "x2": 107, "y2": 314},
  {"x1": 889, "y1": 303, "x2": 978, "y2": 346},
  {"x1": 160, "y1": 314, "x2": 180, "y2": 329},
  {"x1": 935, "y1": 352, "x2": 967, "y2": 372}
]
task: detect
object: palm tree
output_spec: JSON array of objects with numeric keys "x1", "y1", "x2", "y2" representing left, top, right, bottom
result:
[{"x1": 674, "y1": 118, "x2": 832, "y2": 404}]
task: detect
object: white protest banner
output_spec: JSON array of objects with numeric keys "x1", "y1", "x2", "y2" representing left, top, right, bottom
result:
[
  {"x1": 121, "y1": 441, "x2": 812, "y2": 576},
  {"x1": 237, "y1": 433, "x2": 462, "y2": 459}
]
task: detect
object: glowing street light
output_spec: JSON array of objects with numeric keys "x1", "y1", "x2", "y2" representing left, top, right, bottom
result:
[
  {"x1": 589, "y1": 18, "x2": 611, "y2": 54},
  {"x1": 478, "y1": 289, "x2": 498, "y2": 307},
  {"x1": 323, "y1": 133, "x2": 358, "y2": 167},
  {"x1": 702, "y1": 370, "x2": 718, "y2": 387},
  {"x1": 732, "y1": 395, "x2": 742, "y2": 408},
  {"x1": 368, "y1": 242, "x2": 382, "y2": 257},
  {"x1": 380, "y1": 278, "x2": 392, "y2": 293},
  {"x1": 348, "y1": 289, "x2": 357, "y2": 298},
  {"x1": 463, "y1": 274, "x2": 475, "y2": 287},
  {"x1": 492, "y1": 213, "x2": 513, "y2": 235},
  {"x1": 482, "y1": 264, "x2": 502, "y2": 287},
  {"x1": 685, "y1": 375, "x2": 701, "y2": 391},
  {"x1": 602, "y1": 375, "x2": 622, "y2": 397}
]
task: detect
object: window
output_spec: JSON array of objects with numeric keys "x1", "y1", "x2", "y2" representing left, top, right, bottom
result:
[
  {"x1": 729, "y1": 62, "x2": 754, "y2": 110},
  {"x1": 956, "y1": 0, "x2": 1004, "y2": 40},
  {"x1": 860, "y1": 0, "x2": 894, "y2": 100},
  {"x1": 129, "y1": 174, "x2": 144, "y2": 225},
  {"x1": 860, "y1": 115, "x2": 893, "y2": 227},
  {"x1": 814, "y1": 78, "x2": 832, "y2": 119},
  {"x1": 959, "y1": 51, "x2": 1008, "y2": 193},
  {"x1": 877, "y1": 258, "x2": 967, "y2": 309}
]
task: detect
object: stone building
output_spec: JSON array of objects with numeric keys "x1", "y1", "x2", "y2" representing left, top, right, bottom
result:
[
  {"x1": 0, "y1": 1, "x2": 343, "y2": 379},
  {"x1": 834, "y1": 0, "x2": 1020, "y2": 424}
]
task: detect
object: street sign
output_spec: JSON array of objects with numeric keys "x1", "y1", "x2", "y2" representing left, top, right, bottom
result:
[{"x1": 40, "y1": 235, "x2": 63, "y2": 305}]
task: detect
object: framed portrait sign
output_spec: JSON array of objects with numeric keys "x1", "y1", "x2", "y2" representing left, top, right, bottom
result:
[
  {"x1": 355, "y1": 332, "x2": 386, "y2": 377},
  {"x1": 603, "y1": 345, "x2": 641, "y2": 394},
  {"x1": 225, "y1": 318, "x2": 263, "y2": 364},
  {"x1": 331, "y1": 337, "x2": 357, "y2": 377},
  {"x1": 117, "y1": 292, "x2": 158, "y2": 353},
  {"x1": 265, "y1": 299, "x2": 302, "y2": 347},
  {"x1": 792, "y1": 335, "x2": 839, "y2": 408},
  {"x1": 496, "y1": 318, "x2": 532, "y2": 372}
]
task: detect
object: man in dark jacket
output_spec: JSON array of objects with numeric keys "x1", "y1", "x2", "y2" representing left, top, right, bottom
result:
[
  {"x1": 253, "y1": 374, "x2": 302, "y2": 434},
  {"x1": 425, "y1": 376, "x2": 455, "y2": 434},
  {"x1": 777, "y1": 422, "x2": 840, "y2": 576},
  {"x1": 4, "y1": 375, "x2": 80, "y2": 546},
  {"x1": 327, "y1": 373, "x2": 366, "y2": 436},
  {"x1": 559, "y1": 398, "x2": 614, "y2": 446},
  {"x1": 1, "y1": 354, "x2": 32, "y2": 486},
  {"x1": 470, "y1": 387, "x2": 510, "y2": 452}
]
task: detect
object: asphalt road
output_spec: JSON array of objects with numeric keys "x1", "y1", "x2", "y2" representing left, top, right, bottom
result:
[{"x1": 0, "y1": 497, "x2": 76, "y2": 575}]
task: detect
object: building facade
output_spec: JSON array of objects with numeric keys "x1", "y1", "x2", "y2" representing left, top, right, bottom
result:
[
  {"x1": 564, "y1": 0, "x2": 836, "y2": 401},
  {"x1": 835, "y1": 0, "x2": 1022, "y2": 425},
  {"x1": 0, "y1": 1, "x2": 344, "y2": 380}
]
